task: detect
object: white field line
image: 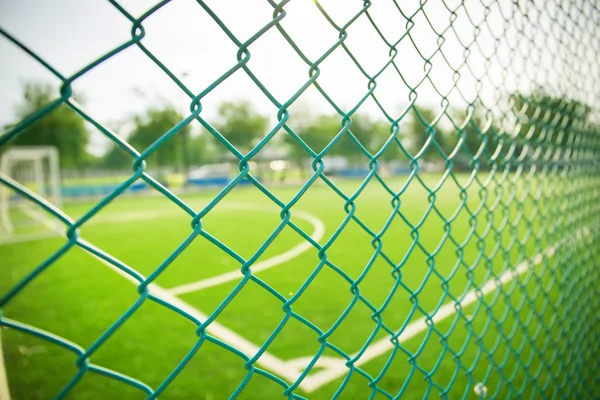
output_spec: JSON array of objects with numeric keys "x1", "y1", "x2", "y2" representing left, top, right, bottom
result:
[
  {"x1": 10, "y1": 204, "x2": 324, "y2": 386},
  {"x1": 2, "y1": 205, "x2": 191, "y2": 246},
  {"x1": 82, "y1": 226, "x2": 589, "y2": 394},
  {"x1": 88, "y1": 209, "x2": 178, "y2": 224},
  {"x1": 2, "y1": 201, "x2": 322, "y2": 245},
  {"x1": 85, "y1": 202, "x2": 314, "y2": 226},
  {"x1": 10, "y1": 204, "x2": 591, "y2": 394},
  {"x1": 167, "y1": 208, "x2": 325, "y2": 295},
  {"x1": 0, "y1": 330, "x2": 10, "y2": 400},
  {"x1": 0, "y1": 231, "x2": 58, "y2": 246},
  {"x1": 87, "y1": 254, "x2": 303, "y2": 384},
  {"x1": 18, "y1": 205, "x2": 58, "y2": 232},
  {"x1": 17, "y1": 209, "x2": 304, "y2": 384},
  {"x1": 290, "y1": 227, "x2": 591, "y2": 392},
  {"x1": 1, "y1": 204, "x2": 63, "y2": 400},
  {"x1": 0, "y1": 205, "x2": 61, "y2": 246}
]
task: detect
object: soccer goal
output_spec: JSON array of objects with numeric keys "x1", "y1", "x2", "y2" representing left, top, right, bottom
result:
[{"x1": 0, "y1": 146, "x2": 61, "y2": 243}]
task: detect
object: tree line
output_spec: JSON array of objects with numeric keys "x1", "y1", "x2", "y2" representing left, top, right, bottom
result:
[{"x1": 3, "y1": 82, "x2": 593, "y2": 173}]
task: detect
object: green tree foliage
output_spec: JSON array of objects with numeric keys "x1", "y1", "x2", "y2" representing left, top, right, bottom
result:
[
  {"x1": 334, "y1": 114, "x2": 391, "y2": 161},
  {"x1": 443, "y1": 102, "x2": 510, "y2": 171},
  {"x1": 448, "y1": 107, "x2": 492, "y2": 159},
  {"x1": 284, "y1": 114, "x2": 338, "y2": 169},
  {"x1": 6, "y1": 82, "x2": 89, "y2": 168},
  {"x1": 214, "y1": 101, "x2": 269, "y2": 150},
  {"x1": 102, "y1": 131, "x2": 215, "y2": 171},
  {"x1": 358, "y1": 116, "x2": 401, "y2": 162},
  {"x1": 511, "y1": 91, "x2": 591, "y2": 149},
  {"x1": 406, "y1": 106, "x2": 448, "y2": 161},
  {"x1": 128, "y1": 107, "x2": 191, "y2": 172},
  {"x1": 284, "y1": 112, "x2": 396, "y2": 169},
  {"x1": 101, "y1": 144, "x2": 131, "y2": 170},
  {"x1": 103, "y1": 115, "x2": 217, "y2": 171},
  {"x1": 187, "y1": 133, "x2": 219, "y2": 166},
  {"x1": 442, "y1": 93, "x2": 592, "y2": 171}
]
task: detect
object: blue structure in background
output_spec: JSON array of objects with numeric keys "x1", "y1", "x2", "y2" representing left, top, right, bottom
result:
[
  {"x1": 185, "y1": 177, "x2": 229, "y2": 187},
  {"x1": 394, "y1": 166, "x2": 412, "y2": 175},
  {"x1": 338, "y1": 168, "x2": 370, "y2": 178},
  {"x1": 58, "y1": 168, "x2": 412, "y2": 199},
  {"x1": 185, "y1": 177, "x2": 254, "y2": 187},
  {"x1": 59, "y1": 178, "x2": 256, "y2": 199},
  {"x1": 61, "y1": 182, "x2": 148, "y2": 198}
]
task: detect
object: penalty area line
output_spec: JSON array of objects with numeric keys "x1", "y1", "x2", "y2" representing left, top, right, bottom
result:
[
  {"x1": 15, "y1": 203, "x2": 302, "y2": 383},
  {"x1": 291, "y1": 227, "x2": 591, "y2": 393},
  {"x1": 13, "y1": 202, "x2": 591, "y2": 395},
  {"x1": 167, "y1": 207, "x2": 325, "y2": 295}
]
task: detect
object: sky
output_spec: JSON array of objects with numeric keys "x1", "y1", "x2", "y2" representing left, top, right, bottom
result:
[{"x1": 1, "y1": 0, "x2": 597, "y2": 156}]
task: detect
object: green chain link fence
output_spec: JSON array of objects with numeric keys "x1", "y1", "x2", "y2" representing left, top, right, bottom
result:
[{"x1": 1, "y1": 0, "x2": 600, "y2": 398}]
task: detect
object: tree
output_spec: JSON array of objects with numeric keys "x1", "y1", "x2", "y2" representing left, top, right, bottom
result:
[
  {"x1": 511, "y1": 91, "x2": 591, "y2": 149},
  {"x1": 102, "y1": 124, "x2": 216, "y2": 171},
  {"x1": 406, "y1": 106, "x2": 448, "y2": 161},
  {"x1": 128, "y1": 107, "x2": 191, "y2": 174},
  {"x1": 446, "y1": 106, "x2": 498, "y2": 170},
  {"x1": 284, "y1": 111, "x2": 400, "y2": 171},
  {"x1": 331, "y1": 113, "x2": 391, "y2": 162},
  {"x1": 6, "y1": 82, "x2": 89, "y2": 168},
  {"x1": 355, "y1": 116, "x2": 400, "y2": 162},
  {"x1": 283, "y1": 114, "x2": 338, "y2": 170},
  {"x1": 101, "y1": 144, "x2": 132, "y2": 170},
  {"x1": 187, "y1": 133, "x2": 219, "y2": 166},
  {"x1": 214, "y1": 101, "x2": 269, "y2": 151}
]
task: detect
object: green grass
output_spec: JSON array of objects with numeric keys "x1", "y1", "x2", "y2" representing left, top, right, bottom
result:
[{"x1": 0, "y1": 173, "x2": 598, "y2": 399}]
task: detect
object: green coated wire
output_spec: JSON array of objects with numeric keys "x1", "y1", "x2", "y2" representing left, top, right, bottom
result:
[{"x1": 1, "y1": 0, "x2": 599, "y2": 399}]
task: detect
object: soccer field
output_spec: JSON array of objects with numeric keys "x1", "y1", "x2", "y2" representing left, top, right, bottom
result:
[{"x1": 0, "y1": 173, "x2": 598, "y2": 399}]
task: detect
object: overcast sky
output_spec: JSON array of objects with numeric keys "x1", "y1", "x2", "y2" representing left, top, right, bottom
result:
[{"x1": 1, "y1": 0, "x2": 597, "y2": 155}]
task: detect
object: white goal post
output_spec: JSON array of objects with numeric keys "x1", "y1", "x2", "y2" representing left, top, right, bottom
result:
[{"x1": 0, "y1": 146, "x2": 61, "y2": 240}]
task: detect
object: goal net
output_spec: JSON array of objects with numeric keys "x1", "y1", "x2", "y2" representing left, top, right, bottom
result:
[{"x1": 0, "y1": 146, "x2": 61, "y2": 244}]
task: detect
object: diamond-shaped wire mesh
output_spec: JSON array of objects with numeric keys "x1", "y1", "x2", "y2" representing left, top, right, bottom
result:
[{"x1": 1, "y1": 0, "x2": 600, "y2": 398}]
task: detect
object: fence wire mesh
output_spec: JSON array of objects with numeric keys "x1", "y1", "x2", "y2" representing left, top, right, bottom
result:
[{"x1": 1, "y1": 0, "x2": 600, "y2": 399}]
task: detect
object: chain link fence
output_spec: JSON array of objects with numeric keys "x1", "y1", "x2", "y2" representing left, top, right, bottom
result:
[{"x1": 1, "y1": 0, "x2": 600, "y2": 398}]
